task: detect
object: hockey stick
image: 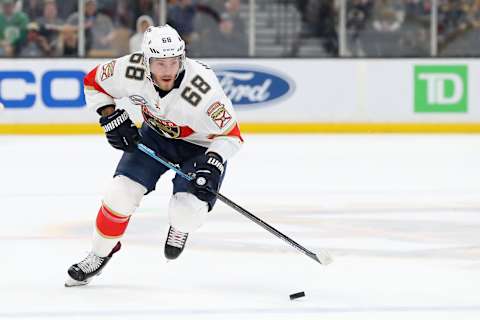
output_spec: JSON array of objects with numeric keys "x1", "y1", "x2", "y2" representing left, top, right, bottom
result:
[{"x1": 137, "y1": 143, "x2": 332, "y2": 265}]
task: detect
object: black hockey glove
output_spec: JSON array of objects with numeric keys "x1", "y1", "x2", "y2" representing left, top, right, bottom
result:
[
  {"x1": 99, "y1": 109, "x2": 141, "y2": 152},
  {"x1": 187, "y1": 152, "x2": 224, "y2": 203}
]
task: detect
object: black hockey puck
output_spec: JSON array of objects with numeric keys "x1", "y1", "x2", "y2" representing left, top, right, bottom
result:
[{"x1": 289, "y1": 291, "x2": 305, "y2": 300}]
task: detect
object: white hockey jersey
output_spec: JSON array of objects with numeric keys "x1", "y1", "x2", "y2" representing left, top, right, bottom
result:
[{"x1": 84, "y1": 53, "x2": 243, "y2": 161}]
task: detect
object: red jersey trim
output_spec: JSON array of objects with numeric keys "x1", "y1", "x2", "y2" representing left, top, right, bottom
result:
[
  {"x1": 227, "y1": 123, "x2": 243, "y2": 142},
  {"x1": 84, "y1": 66, "x2": 113, "y2": 98},
  {"x1": 179, "y1": 126, "x2": 194, "y2": 138},
  {"x1": 208, "y1": 123, "x2": 243, "y2": 142}
]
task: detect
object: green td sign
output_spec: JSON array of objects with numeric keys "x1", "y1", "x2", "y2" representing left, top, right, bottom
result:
[{"x1": 414, "y1": 65, "x2": 468, "y2": 112}]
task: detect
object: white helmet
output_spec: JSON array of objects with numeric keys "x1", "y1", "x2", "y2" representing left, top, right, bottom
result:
[{"x1": 141, "y1": 24, "x2": 186, "y2": 80}]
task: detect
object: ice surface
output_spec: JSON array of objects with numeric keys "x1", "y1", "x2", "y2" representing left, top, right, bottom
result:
[{"x1": 1, "y1": 134, "x2": 479, "y2": 320}]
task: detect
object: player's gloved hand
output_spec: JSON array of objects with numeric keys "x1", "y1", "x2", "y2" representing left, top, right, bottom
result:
[
  {"x1": 99, "y1": 109, "x2": 141, "y2": 152},
  {"x1": 187, "y1": 152, "x2": 224, "y2": 202}
]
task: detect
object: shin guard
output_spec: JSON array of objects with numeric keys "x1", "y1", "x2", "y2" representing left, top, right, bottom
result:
[{"x1": 96, "y1": 203, "x2": 131, "y2": 238}]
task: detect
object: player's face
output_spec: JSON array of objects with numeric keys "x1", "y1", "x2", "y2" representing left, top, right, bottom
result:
[{"x1": 150, "y1": 57, "x2": 181, "y2": 91}]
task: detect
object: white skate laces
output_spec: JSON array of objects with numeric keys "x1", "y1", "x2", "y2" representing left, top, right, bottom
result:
[
  {"x1": 166, "y1": 227, "x2": 188, "y2": 249},
  {"x1": 77, "y1": 252, "x2": 105, "y2": 274}
]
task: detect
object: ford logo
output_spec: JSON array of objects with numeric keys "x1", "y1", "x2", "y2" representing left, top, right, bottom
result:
[{"x1": 214, "y1": 66, "x2": 295, "y2": 107}]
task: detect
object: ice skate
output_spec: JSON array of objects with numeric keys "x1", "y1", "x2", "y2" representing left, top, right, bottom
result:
[
  {"x1": 164, "y1": 226, "x2": 188, "y2": 260},
  {"x1": 65, "y1": 242, "x2": 121, "y2": 287}
]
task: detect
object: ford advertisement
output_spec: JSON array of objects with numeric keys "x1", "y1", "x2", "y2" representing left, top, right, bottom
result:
[{"x1": 214, "y1": 65, "x2": 295, "y2": 108}]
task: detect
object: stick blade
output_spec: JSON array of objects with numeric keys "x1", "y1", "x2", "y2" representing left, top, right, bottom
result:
[{"x1": 312, "y1": 250, "x2": 333, "y2": 265}]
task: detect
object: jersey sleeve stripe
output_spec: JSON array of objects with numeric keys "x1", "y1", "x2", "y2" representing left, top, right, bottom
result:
[
  {"x1": 84, "y1": 66, "x2": 113, "y2": 98},
  {"x1": 227, "y1": 123, "x2": 243, "y2": 142},
  {"x1": 207, "y1": 123, "x2": 243, "y2": 142}
]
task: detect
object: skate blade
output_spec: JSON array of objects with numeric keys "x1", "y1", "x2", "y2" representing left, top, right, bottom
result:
[{"x1": 64, "y1": 275, "x2": 92, "y2": 287}]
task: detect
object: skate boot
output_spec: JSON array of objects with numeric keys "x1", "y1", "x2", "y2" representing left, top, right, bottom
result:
[
  {"x1": 65, "y1": 241, "x2": 121, "y2": 287},
  {"x1": 164, "y1": 226, "x2": 188, "y2": 260}
]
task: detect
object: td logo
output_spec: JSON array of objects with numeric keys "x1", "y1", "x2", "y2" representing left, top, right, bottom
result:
[{"x1": 414, "y1": 65, "x2": 468, "y2": 112}]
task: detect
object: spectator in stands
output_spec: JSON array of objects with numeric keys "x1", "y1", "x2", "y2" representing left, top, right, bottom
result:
[
  {"x1": 55, "y1": 0, "x2": 77, "y2": 20},
  {"x1": 347, "y1": 0, "x2": 372, "y2": 38},
  {"x1": 193, "y1": 11, "x2": 247, "y2": 57},
  {"x1": 436, "y1": 0, "x2": 480, "y2": 55},
  {"x1": 189, "y1": 1, "x2": 220, "y2": 56},
  {"x1": 359, "y1": 0, "x2": 405, "y2": 56},
  {"x1": 215, "y1": 12, "x2": 248, "y2": 56},
  {"x1": 292, "y1": 0, "x2": 338, "y2": 56},
  {"x1": 37, "y1": 0, "x2": 63, "y2": 28},
  {"x1": 405, "y1": 0, "x2": 430, "y2": 18},
  {"x1": 398, "y1": 0, "x2": 430, "y2": 56},
  {"x1": 224, "y1": 0, "x2": 240, "y2": 16},
  {"x1": 201, "y1": 0, "x2": 224, "y2": 12},
  {"x1": 54, "y1": 23, "x2": 77, "y2": 56},
  {"x1": 113, "y1": 0, "x2": 134, "y2": 32},
  {"x1": 295, "y1": 0, "x2": 309, "y2": 23},
  {"x1": 0, "y1": 0, "x2": 28, "y2": 56},
  {"x1": 94, "y1": 0, "x2": 116, "y2": 18},
  {"x1": 214, "y1": 0, "x2": 248, "y2": 56},
  {"x1": 19, "y1": 21, "x2": 51, "y2": 56},
  {"x1": 372, "y1": 0, "x2": 405, "y2": 32},
  {"x1": 66, "y1": 0, "x2": 114, "y2": 55},
  {"x1": 133, "y1": 0, "x2": 158, "y2": 26},
  {"x1": 224, "y1": 0, "x2": 245, "y2": 37},
  {"x1": 189, "y1": 0, "x2": 248, "y2": 57},
  {"x1": 104, "y1": 16, "x2": 132, "y2": 56},
  {"x1": 129, "y1": 14, "x2": 153, "y2": 52},
  {"x1": 313, "y1": 0, "x2": 339, "y2": 55},
  {"x1": 36, "y1": 0, "x2": 63, "y2": 51},
  {"x1": 23, "y1": 0, "x2": 43, "y2": 21},
  {"x1": 346, "y1": 0, "x2": 372, "y2": 56},
  {"x1": 470, "y1": 0, "x2": 480, "y2": 28},
  {"x1": 438, "y1": 0, "x2": 469, "y2": 42},
  {"x1": 168, "y1": 0, "x2": 196, "y2": 43}
]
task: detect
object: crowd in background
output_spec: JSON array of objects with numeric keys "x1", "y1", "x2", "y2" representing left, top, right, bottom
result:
[
  {"x1": 0, "y1": 0, "x2": 248, "y2": 57},
  {"x1": 294, "y1": 0, "x2": 480, "y2": 56},
  {"x1": 341, "y1": 0, "x2": 480, "y2": 56},
  {"x1": 1, "y1": 0, "x2": 480, "y2": 58},
  {"x1": 344, "y1": 0, "x2": 431, "y2": 56}
]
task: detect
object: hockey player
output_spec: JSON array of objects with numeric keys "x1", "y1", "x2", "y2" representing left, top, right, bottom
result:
[{"x1": 65, "y1": 25, "x2": 243, "y2": 287}]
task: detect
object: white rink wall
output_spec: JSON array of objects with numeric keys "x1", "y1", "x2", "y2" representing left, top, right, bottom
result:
[{"x1": 1, "y1": 58, "x2": 480, "y2": 133}]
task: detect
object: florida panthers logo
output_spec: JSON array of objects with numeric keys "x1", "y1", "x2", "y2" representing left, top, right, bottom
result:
[
  {"x1": 128, "y1": 95, "x2": 192, "y2": 139},
  {"x1": 141, "y1": 105, "x2": 181, "y2": 138}
]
